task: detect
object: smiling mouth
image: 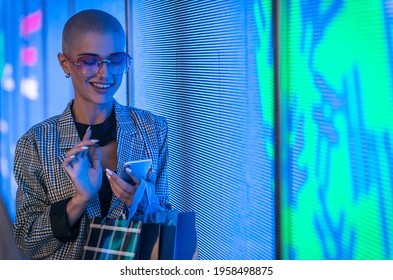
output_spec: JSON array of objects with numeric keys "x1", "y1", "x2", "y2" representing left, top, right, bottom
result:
[{"x1": 91, "y1": 82, "x2": 112, "y2": 89}]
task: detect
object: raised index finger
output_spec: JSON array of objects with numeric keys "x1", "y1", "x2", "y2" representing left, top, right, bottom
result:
[{"x1": 82, "y1": 126, "x2": 92, "y2": 141}]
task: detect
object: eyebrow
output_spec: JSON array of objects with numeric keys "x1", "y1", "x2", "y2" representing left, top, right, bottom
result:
[
  {"x1": 76, "y1": 52, "x2": 99, "y2": 57},
  {"x1": 76, "y1": 52, "x2": 126, "y2": 57}
]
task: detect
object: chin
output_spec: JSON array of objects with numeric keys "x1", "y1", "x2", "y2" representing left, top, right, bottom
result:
[{"x1": 84, "y1": 93, "x2": 114, "y2": 105}]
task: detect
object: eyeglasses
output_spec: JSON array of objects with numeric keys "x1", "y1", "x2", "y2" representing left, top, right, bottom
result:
[{"x1": 62, "y1": 52, "x2": 132, "y2": 76}]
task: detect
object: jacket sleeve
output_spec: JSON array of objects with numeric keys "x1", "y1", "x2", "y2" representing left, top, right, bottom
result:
[
  {"x1": 13, "y1": 132, "x2": 65, "y2": 259},
  {"x1": 154, "y1": 117, "x2": 171, "y2": 209}
]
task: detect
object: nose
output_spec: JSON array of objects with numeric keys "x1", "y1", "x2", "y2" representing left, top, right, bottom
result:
[{"x1": 96, "y1": 59, "x2": 111, "y2": 78}]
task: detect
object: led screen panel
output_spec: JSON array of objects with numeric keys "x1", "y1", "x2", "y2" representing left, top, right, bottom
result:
[
  {"x1": 131, "y1": 0, "x2": 276, "y2": 259},
  {"x1": 281, "y1": 0, "x2": 393, "y2": 259}
]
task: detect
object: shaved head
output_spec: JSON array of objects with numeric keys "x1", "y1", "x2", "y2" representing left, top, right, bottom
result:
[{"x1": 62, "y1": 9, "x2": 125, "y2": 54}]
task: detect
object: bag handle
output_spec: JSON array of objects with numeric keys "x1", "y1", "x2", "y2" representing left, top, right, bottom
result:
[
  {"x1": 100, "y1": 179, "x2": 147, "y2": 226},
  {"x1": 127, "y1": 178, "x2": 147, "y2": 223}
]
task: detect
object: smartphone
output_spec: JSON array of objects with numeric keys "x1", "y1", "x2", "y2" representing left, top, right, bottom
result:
[{"x1": 120, "y1": 159, "x2": 152, "y2": 185}]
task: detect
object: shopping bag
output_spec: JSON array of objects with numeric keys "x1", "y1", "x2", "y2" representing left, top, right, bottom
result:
[
  {"x1": 82, "y1": 217, "x2": 143, "y2": 260},
  {"x1": 135, "y1": 209, "x2": 199, "y2": 260},
  {"x1": 134, "y1": 179, "x2": 199, "y2": 260},
  {"x1": 82, "y1": 176, "x2": 148, "y2": 260},
  {"x1": 136, "y1": 210, "x2": 178, "y2": 260}
]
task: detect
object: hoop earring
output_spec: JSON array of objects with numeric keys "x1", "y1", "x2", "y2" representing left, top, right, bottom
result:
[{"x1": 65, "y1": 73, "x2": 71, "y2": 78}]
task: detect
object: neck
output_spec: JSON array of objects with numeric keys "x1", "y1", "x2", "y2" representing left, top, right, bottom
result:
[{"x1": 72, "y1": 98, "x2": 114, "y2": 125}]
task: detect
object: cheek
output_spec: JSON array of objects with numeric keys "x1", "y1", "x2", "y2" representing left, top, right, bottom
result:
[
  {"x1": 116, "y1": 74, "x2": 124, "y2": 83},
  {"x1": 81, "y1": 78, "x2": 92, "y2": 89},
  {"x1": 71, "y1": 76, "x2": 92, "y2": 93},
  {"x1": 114, "y1": 75, "x2": 124, "y2": 88}
]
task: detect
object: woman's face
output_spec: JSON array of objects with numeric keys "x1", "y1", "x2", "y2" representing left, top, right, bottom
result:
[{"x1": 64, "y1": 31, "x2": 126, "y2": 106}]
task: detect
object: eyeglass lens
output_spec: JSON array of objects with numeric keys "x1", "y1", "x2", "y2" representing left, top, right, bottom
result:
[{"x1": 77, "y1": 53, "x2": 130, "y2": 76}]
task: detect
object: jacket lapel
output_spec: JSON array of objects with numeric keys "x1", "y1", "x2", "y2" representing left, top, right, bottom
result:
[
  {"x1": 115, "y1": 101, "x2": 145, "y2": 174},
  {"x1": 107, "y1": 101, "x2": 146, "y2": 218}
]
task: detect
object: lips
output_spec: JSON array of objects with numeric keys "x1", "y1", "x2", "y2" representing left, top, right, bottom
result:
[{"x1": 91, "y1": 82, "x2": 112, "y2": 89}]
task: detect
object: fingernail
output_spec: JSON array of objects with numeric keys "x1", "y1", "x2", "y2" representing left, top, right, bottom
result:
[
  {"x1": 69, "y1": 155, "x2": 75, "y2": 159},
  {"x1": 106, "y1": 168, "x2": 113, "y2": 176},
  {"x1": 81, "y1": 146, "x2": 88, "y2": 150},
  {"x1": 126, "y1": 167, "x2": 132, "y2": 173},
  {"x1": 90, "y1": 139, "x2": 99, "y2": 143},
  {"x1": 87, "y1": 126, "x2": 91, "y2": 132}
]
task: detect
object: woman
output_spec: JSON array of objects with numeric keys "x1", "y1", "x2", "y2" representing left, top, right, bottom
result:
[{"x1": 13, "y1": 9, "x2": 170, "y2": 259}]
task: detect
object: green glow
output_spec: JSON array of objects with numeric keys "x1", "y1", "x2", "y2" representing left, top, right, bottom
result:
[
  {"x1": 254, "y1": 0, "x2": 274, "y2": 160},
  {"x1": 282, "y1": 0, "x2": 393, "y2": 259}
]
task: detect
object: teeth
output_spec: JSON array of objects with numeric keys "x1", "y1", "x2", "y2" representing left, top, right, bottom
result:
[{"x1": 92, "y1": 83, "x2": 111, "y2": 89}]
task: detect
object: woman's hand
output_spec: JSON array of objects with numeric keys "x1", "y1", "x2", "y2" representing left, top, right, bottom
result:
[
  {"x1": 62, "y1": 127, "x2": 102, "y2": 203},
  {"x1": 105, "y1": 167, "x2": 139, "y2": 206},
  {"x1": 106, "y1": 167, "x2": 157, "y2": 207}
]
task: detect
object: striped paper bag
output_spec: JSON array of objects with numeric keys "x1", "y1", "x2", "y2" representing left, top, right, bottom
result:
[{"x1": 82, "y1": 217, "x2": 143, "y2": 260}]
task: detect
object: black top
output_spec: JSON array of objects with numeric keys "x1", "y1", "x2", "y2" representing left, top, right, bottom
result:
[{"x1": 74, "y1": 109, "x2": 117, "y2": 147}]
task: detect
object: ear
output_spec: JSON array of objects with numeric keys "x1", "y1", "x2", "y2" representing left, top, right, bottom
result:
[{"x1": 57, "y1": 53, "x2": 70, "y2": 74}]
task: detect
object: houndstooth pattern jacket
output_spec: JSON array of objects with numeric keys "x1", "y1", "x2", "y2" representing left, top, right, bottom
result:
[{"x1": 13, "y1": 99, "x2": 170, "y2": 259}]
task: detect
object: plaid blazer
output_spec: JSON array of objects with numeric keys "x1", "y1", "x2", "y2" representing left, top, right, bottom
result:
[{"x1": 13, "y1": 99, "x2": 170, "y2": 259}]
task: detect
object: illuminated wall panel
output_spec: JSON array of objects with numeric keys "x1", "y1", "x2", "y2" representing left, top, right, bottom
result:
[
  {"x1": 281, "y1": 0, "x2": 393, "y2": 259},
  {"x1": 131, "y1": 0, "x2": 275, "y2": 259},
  {"x1": 1, "y1": 0, "x2": 50, "y2": 220}
]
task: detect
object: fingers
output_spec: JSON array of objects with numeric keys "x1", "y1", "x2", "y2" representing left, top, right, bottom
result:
[
  {"x1": 62, "y1": 154, "x2": 76, "y2": 172},
  {"x1": 65, "y1": 139, "x2": 99, "y2": 167},
  {"x1": 62, "y1": 147, "x2": 88, "y2": 173},
  {"x1": 106, "y1": 168, "x2": 138, "y2": 194},
  {"x1": 66, "y1": 146, "x2": 88, "y2": 159},
  {"x1": 89, "y1": 144, "x2": 101, "y2": 170},
  {"x1": 82, "y1": 126, "x2": 92, "y2": 141},
  {"x1": 64, "y1": 126, "x2": 98, "y2": 158},
  {"x1": 62, "y1": 125, "x2": 101, "y2": 175},
  {"x1": 77, "y1": 139, "x2": 99, "y2": 149},
  {"x1": 125, "y1": 167, "x2": 140, "y2": 186},
  {"x1": 106, "y1": 168, "x2": 138, "y2": 206},
  {"x1": 63, "y1": 146, "x2": 94, "y2": 174},
  {"x1": 146, "y1": 167, "x2": 157, "y2": 183}
]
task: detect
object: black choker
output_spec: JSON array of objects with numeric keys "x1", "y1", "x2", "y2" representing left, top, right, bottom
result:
[{"x1": 74, "y1": 110, "x2": 117, "y2": 147}]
